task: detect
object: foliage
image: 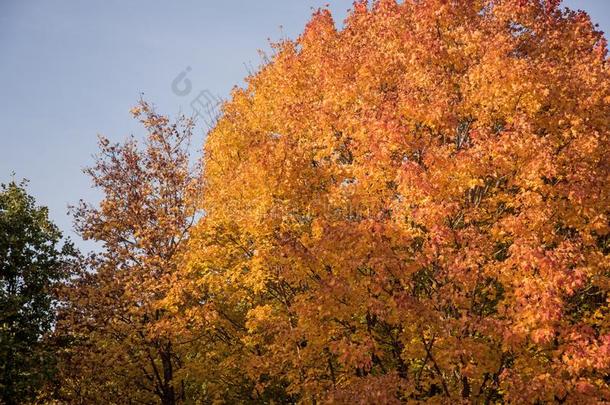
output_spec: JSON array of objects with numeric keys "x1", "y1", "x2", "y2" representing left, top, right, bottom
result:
[
  {"x1": 0, "y1": 181, "x2": 76, "y2": 404},
  {"x1": 43, "y1": 0, "x2": 610, "y2": 403},
  {"x1": 179, "y1": 0, "x2": 610, "y2": 403},
  {"x1": 52, "y1": 101, "x2": 203, "y2": 404}
]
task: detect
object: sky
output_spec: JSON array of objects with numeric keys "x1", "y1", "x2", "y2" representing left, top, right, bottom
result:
[{"x1": 0, "y1": 0, "x2": 608, "y2": 251}]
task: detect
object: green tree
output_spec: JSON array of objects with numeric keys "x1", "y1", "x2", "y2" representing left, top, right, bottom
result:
[{"x1": 0, "y1": 180, "x2": 75, "y2": 404}]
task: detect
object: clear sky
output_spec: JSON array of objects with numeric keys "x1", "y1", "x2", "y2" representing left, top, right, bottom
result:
[{"x1": 1, "y1": 0, "x2": 608, "y2": 250}]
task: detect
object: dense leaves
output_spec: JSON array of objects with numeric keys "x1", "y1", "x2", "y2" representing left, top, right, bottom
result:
[
  {"x1": 52, "y1": 101, "x2": 203, "y2": 404},
  {"x1": 0, "y1": 181, "x2": 75, "y2": 404},
  {"x1": 26, "y1": 0, "x2": 610, "y2": 403},
  {"x1": 179, "y1": 0, "x2": 610, "y2": 402}
]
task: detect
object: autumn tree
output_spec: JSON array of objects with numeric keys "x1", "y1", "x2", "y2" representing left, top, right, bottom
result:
[
  {"x1": 0, "y1": 181, "x2": 76, "y2": 404},
  {"x1": 54, "y1": 101, "x2": 202, "y2": 404},
  {"x1": 181, "y1": 0, "x2": 610, "y2": 403}
]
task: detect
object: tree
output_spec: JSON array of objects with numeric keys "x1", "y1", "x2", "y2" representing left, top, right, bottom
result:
[
  {"x1": 182, "y1": 0, "x2": 610, "y2": 402},
  {"x1": 54, "y1": 101, "x2": 202, "y2": 404},
  {"x1": 0, "y1": 180, "x2": 75, "y2": 404}
]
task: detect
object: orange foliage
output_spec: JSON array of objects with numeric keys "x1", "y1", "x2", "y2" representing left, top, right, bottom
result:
[
  {"x1": 180, "y1": 0, "x2": 610, "y2": 402},
  {"x1": 54, "y1": 101, "x2": 202, "y2": 404},
  {"x1": 51, "y1": 1, "x2": 610, "y2": 403}
]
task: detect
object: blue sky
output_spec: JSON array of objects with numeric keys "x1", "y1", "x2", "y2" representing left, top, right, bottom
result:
[{"x1": 0, "y1": 0, "x2": 608, "y2": 250}]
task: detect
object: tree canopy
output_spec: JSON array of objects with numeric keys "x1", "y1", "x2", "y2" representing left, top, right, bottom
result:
[
  {"x1": 0, "y1": 181, "x2": 75, "y2": 404},
  {"x1": 181, "y1": 0, "x2": 610, "y2": 402},
  {"x1": 10, "y1": 0, "x2": 609, "y2": 403},
  {"x1": 53, "y1": 101, "x2": 202, "y2": 404}
]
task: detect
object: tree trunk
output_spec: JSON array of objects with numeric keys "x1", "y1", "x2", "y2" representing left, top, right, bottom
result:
[{"x1": 160, "y1": 343, "x2": 175, "y2": 405}]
